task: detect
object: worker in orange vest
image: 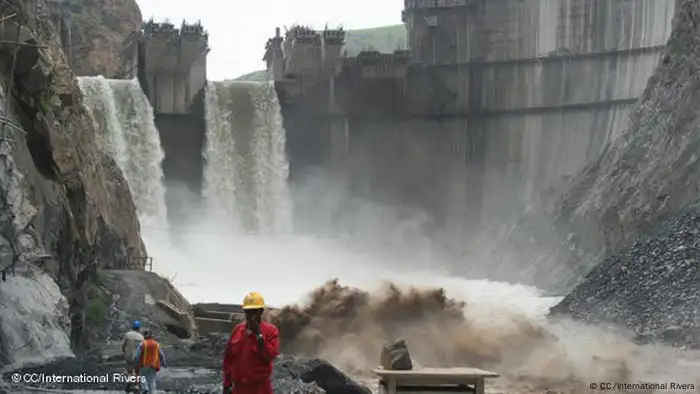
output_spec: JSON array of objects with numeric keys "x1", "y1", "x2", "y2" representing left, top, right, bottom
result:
[
  {"x1": 133, "y1": 330, "x2": 166, "y2": 394},
  {"x1": 222, "y1": 292, "x2": 280, "y2": 394}
]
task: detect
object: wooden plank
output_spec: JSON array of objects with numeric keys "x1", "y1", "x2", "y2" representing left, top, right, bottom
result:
[{"x1": 372, "y1": 367, "x2": 500, "y2": 379}]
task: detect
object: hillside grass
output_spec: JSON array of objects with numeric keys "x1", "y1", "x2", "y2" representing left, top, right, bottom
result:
[{"x1": 235, "y1": 24, "x2": 406, "y2": 81}]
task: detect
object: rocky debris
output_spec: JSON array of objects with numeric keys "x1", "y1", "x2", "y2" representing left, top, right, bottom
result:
[
  {"x1": 74, "y1": 268, "x2": 213, "y2": 371},
  {"x1": 0, "y1": 0, "x2": 146, "y2": 364},
  {"x1": 98, "y1": 270, "x2": 196, "y2": 339},
  {"x1": 550, "y1": 205, "x2": 700, "y2": 348},
  {"x1": 380, "y1": 339, "x2": 413, "y2": 370}
]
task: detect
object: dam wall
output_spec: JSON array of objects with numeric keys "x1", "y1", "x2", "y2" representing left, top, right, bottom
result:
[
  {"x1": 272, "y1": 0, "x2": 675, "y2": 234},
  {"x1": 155, "y1": 90, "x2": 207, "y2": 225},
  {"x1": 125, "y1": 20, "x2": 210, "y2": 224},
  {"x1": 138, "y1": 20, "x2": 209, "y2": 114},
  {"x1": 402, "y1": 0, "x2": 675, "y2": 221}
]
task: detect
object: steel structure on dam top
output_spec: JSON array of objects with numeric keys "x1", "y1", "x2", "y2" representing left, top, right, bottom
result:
[
  {"x1": 266, "y1": 0, "x2": 675, "y2": 117},
  {"x1": 136, "y1": 19, "x2": 209, "y2": 115}
]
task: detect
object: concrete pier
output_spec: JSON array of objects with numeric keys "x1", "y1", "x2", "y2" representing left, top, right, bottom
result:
[
  {"x1": 138, "y1": 20, "x2": 209, "y2": 114},
  {"x1": 128, "y1": 20, "x2": 210, "y2": 225}
]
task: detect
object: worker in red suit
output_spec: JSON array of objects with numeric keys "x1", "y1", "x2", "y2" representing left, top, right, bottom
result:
[{"x1": 223, "y1": 291, "x2": 280, "y2": 394}]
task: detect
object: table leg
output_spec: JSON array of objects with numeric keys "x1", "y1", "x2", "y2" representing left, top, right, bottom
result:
[
  {"x1": 387, "y1": 377, "x2": 397, "y2": 394},
  {"x1": 474, "y1": 378, "x2": 484, "y2": 394}
]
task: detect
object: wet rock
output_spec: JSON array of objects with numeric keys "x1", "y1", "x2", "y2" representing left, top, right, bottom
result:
[
  {"x1": 13, "y1": 40, "x2": 41, "y2": 79},
  {"x1": 551, "y1": 204, "x2": 700, "y2": 348},
  {"x1": 300, "y1": 358, "x2": 371, "y2": 394},
  {"x1": 274, "y1": 356, "x2": 327, "y2": 394},
  {"x1": 380, "y1": 339, "x2": 413, "y2": 370}
]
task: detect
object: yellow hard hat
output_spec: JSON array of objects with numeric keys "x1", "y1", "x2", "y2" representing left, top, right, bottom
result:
[{"x1": 242, "y1": 291, "x2": 265, "y2": 310}]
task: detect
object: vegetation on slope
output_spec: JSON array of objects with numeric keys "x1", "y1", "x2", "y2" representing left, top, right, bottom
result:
[{"x1": 235, "y1": 24, "x2": 406, "y2": 81}]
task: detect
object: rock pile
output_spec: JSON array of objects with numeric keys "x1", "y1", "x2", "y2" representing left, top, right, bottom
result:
[{"x1": 551, "y1": 204, "x2": 700, "y2": 348}]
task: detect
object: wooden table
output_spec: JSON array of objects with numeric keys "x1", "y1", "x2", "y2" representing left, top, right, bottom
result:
[{"x1": 372, "y1": 367, "x2": 500, "y2": 394}]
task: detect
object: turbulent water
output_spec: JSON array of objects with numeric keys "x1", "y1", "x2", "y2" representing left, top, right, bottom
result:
[
  {"x1": 78, "y1": 76, "x2": 167, "y2": 226},
  {"x1": 69, "y1": 74, "x2": 700, "y2": 394},
  {"x1": 204, "y1": 81, "x2": 291, "y2": 234}
]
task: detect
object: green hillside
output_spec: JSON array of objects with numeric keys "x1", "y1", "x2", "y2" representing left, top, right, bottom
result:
[
  {"x1": 235, "y1": 24, "x2": 407, "y2": 81},
  {"x1": 342, "y1": 24, "x2": 407, "y2": 55}
]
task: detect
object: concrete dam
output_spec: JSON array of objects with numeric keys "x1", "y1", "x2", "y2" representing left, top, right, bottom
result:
[
  {"x1": 268, "y1": 0, "x2": 676, "y2": 245},
  {"x1": 105, "y1": 0, "x2": 674, "y2": 247},
  {"x1": 120, "y1": 20, "x2": 210, "y2": 227}
]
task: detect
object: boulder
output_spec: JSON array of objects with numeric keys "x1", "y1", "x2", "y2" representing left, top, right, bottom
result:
[
  {"x1": 380, "y1": 339, "x2": 413, "y2": 370},
  {"x1": 274, "y1": 356, "x2": 327, "y2": 394},
  {"x1": 301, "y1": 358, "x2": 372, "y2": 394}
]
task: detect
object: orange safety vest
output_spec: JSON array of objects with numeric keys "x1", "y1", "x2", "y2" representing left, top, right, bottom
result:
[{"x1": 138, "y1": 339, "x2": 161, "y2": 370}]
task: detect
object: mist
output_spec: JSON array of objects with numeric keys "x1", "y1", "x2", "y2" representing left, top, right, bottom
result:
[
  {"x1": 140, "y1": 173, "x2": 700, "y2": 393},
  {"x1": 125, "y1": 77, "x2": 700, "y2": 393}
]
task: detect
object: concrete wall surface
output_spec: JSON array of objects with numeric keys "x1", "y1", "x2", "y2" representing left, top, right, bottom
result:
[
  {"x1": 139, "y1": 28, "x2": 208, "y2": 114},
  {"x1": 281, "y1": 0, "x2": 677, "y2": 236},
  {"x1": 384, "y1": 0, "x2": 674, "y2": 226}
]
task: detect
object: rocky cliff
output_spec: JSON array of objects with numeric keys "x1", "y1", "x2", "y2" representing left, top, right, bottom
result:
[
  {"x1": 67, "y1": 0, "x2": 141, "y2": 76},
  {"x1": 0, "y1": 0, "x2": 144, "y2": 362}
]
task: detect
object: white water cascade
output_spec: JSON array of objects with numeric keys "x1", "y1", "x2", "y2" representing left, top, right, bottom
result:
[
  {"x1": 203, "y1": 81, "x2": 291, "y2": 234},
  {"x1": 78, "y1": 76, "x2": 167, "y2": 226}
]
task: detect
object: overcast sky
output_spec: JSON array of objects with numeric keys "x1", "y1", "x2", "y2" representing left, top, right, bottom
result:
[{"x1": 136, "y1": 0, "x2": 404, "y2": 80}]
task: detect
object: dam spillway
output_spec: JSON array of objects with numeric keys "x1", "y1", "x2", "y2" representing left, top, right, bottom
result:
[
  {"x1": 203, "y1": 81, "x2": 292, "y2": 234},
  {"x1": 120, "y1": 0, "x2": 676, "y2": 247},
  {"x1": 268, "y1": 0, "x2": 676, "y2": 240}
]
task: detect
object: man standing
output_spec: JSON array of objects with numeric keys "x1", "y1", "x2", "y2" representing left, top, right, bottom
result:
[
  {"x1": 121, "y1": 320, "x2": 143, "y2": 392},
  {"x1": 134, "y1": 330, "x2": 166, "y2": 394},
  {"x1": 222, "y1": 291, "x2": 280, "y2": 394}
]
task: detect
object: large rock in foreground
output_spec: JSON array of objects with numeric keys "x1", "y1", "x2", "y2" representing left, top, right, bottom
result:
[{"x1": 550, "y1": 205, "x2": 700, "y2": 348}]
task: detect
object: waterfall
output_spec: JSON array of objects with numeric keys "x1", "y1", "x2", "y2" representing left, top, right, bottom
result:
[
  {"x1": 203, "y1": 81, "x2": 292, "y2": 234},
  {"x1": 78, "y1": 76, "x2": 167, "y2": 226}
]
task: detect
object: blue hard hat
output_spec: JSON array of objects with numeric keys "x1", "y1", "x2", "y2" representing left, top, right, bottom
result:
[{"x1": 132, "y1": 320, "x2": 141, "y2": 329}]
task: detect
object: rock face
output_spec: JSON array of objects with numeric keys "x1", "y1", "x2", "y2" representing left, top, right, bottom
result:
[
  {"x1": 478, "y1": 0, "x2": 699, "y2": 294},
  {"x1": 66, "y1": 0, "x2": 142, "y2": 76},
  {"x1": 550, "y1": 205, "x2": 700, "y2": 348},
  {"x1": 0, "y1": 265, "x2": 73, "y2": 366},
  {"x1": 0, "y1": 0, "x2": 144, "y2": 360}
]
